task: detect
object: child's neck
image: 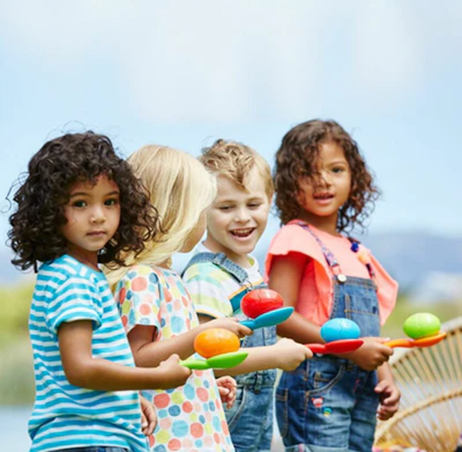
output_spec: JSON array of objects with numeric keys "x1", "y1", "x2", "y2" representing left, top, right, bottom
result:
[
  {"x1": 66, "y1": 247, "x2": 100, "y2": 272},
  {"x1": 298, "y1": 211, "x2": 340, "y2": 237}
]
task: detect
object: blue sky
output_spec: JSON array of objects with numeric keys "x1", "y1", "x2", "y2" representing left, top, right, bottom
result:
[{"x1": 1, "y1": 0, "x2": 462, "y2": 271}]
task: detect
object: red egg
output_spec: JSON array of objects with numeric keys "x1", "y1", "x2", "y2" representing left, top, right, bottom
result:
[{"x1": 241, "y1": 289, "x2": 284, "y2": 319}]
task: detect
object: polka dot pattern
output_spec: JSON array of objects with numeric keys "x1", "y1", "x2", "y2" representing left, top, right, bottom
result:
[{"x1": 115, "y1": 265, "x2": 234, "y2": 451}]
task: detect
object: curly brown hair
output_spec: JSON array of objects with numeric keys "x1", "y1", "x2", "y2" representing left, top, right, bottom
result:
[
  {"x1": 274, "y1": 119, "x2": 380, "y2": 232},
  {"x1": 8, "y1": 131, "x2": 159, "y2": 272}
]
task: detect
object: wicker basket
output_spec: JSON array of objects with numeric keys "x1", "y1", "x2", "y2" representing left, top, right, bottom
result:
[{"x1": 374, "y1": 317, "x2": 462, "y2": 452}]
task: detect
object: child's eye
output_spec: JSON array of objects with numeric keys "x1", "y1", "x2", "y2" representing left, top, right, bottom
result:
[
  {"x1": 72, "y1": 200, "x2": 87, "y2": 208},
  {"x1": 105, "y1": 198, "x2": 119, "y2": 206},
  {"x1": 248, "y1": 203, "x2": 262, "y2": 208},
  {"x1": 332, "y1": 167, "x2": 345, "y2": 173},
  {"x1": 219, "y1": 205, "x2": 233, "y2": 211}
]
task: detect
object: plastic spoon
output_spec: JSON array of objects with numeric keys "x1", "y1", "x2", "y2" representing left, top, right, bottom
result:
[
  {"x1": 240, "y1": 306, "x2": 294, "y2": 330},
  {"x1": 181, "y1": 351, "x2": 248, "y2": 370},
  {"x1": 385, "y1": 332, "x2": 446, "y2": 349},
  {"x1": 305, "y1": 339, "x2": 364, "y2": 355}
]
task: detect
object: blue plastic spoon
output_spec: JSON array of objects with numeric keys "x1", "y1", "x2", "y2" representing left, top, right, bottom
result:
[{"x1": 240, "y1": 306, "x2": 294, "y2": 330}]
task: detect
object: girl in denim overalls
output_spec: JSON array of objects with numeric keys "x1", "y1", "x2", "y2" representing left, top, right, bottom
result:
[
  {"x1": 266, "y1": 120, "x2": 401, "y2": 452},
  {"x1": 183, "y1": 139, "x2": 313, "y2": 452}
]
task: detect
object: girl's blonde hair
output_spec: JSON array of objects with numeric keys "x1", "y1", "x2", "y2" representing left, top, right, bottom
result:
[{"x1": 106, "y1": 145, "x2": 217, "y2": 290}]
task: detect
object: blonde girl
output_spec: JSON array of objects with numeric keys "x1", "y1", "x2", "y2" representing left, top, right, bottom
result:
[{"x1": 107, "y1": 145, "x2": 251, "y2": 452}]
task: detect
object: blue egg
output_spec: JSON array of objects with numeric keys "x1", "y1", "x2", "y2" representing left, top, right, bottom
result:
[{"x1": 320, "y1": 318, "x2": 361, "y2": 342}]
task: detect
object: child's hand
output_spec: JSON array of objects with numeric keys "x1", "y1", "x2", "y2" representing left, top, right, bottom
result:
[
  {"x1": 207, "y1": 318, "x2": 253, "y2": 339},
  {"x1": 216, "y1": 375, "x2": 237, "y2": 409},
  {"x1": 156, "y1": 354, "x2": 191, "y2": 389},
  {"x1": 346, "y1": 337, "x2": 393, "y2": 371},
  {"x1": 140, "y1": 395, "x2": 157, "y2": 436},
  {"x1": 274, "y1": 338, "x2": 313, "y2": 371},
  {"x1": 375, "y1": 378, "x2": 400, "y2": 420}
]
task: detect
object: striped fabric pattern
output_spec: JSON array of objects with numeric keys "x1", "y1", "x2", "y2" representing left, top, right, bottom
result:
[
  {"x1": 28, "y1": 254, "x2": 148, "y2": 452},
  {"x1": 183, "y1": 247, "x2": 264, "y2": 321}
]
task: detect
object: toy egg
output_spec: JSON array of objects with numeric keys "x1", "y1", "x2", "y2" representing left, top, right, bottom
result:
[
  {"x1": 403, "y1": 313, "x2": 441, "y2": 340},
  {"x1": 241, "y1": 289, "x2": 284, "y2": 319},
  {"x1": 194, "y1": 328, "x2": 240, "y2": 359},
  {"x1": 320, "y1": 318, "x2": 361, "y2": 343}
]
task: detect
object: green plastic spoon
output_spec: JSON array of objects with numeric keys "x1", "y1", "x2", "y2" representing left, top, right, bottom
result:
[{"x1": 181, "y1": 351, "x2": 248, "y2": 370}]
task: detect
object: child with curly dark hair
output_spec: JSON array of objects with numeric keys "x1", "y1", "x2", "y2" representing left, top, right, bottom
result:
[
  {"x1": 266, "y1": 120, "x2": 401, "y2": 452},
  {"x1": 8, "y1": 132, "x2": 191, "y2": 452}
]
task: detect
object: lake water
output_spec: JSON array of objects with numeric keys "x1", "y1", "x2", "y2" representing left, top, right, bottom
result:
[{"x1": 0, "y1": 406, "x2": 31, "y2": 451}]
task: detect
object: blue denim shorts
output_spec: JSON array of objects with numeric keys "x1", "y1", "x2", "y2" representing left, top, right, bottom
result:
[
  {"x1": 276, "y1": 355, "x2": 379, "y2": 452},
  {"x1": 226, "y1": 383, "x2": 274, "y2": 452}
]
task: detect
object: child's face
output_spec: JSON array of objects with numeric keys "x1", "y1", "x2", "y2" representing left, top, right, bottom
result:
[
  {"x1": 205, "y1": 167, "x2": 270, "y2": 265},
  {"x1": 61, "y1": 175, "x2": 121, "y2": 261},
  {"x1": 298, "y1": 141, "x2": 351, "y2": 223}
]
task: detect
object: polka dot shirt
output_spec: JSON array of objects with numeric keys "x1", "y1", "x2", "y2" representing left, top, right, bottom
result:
[{"x1": 115, "y1": 265, "x2": 234, "y2": 452}]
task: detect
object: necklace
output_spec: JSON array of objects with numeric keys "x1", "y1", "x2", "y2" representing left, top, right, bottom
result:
[{"x1": 349, "y1": 239, "x2": 375, "y2": 280}]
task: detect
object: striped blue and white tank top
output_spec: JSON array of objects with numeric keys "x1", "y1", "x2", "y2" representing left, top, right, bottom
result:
[{"x1": 28, "y1": 254, "x2": 148, "y2": 452}]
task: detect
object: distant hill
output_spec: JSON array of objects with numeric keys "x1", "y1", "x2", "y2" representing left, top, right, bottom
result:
[{"x1": 359, "y1": 231, "x2": 462, "y2": 289}]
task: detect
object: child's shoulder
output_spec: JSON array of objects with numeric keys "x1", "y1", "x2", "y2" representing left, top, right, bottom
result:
[
  {"x1": 183, "y1": 259, "x2": 234, "y2": 282},
  {"x1": 124, "y1": 263, "x2": 182, "y2": 285},
  {"x1": 269, "y1": 221, "x2": 320, "y2": 253},
  {"x1": 124, "y1": 263, "x2": 161, "y2": 280},
  {"x1": 39, "y1": 255, "x2": 97, "y2": 283}
]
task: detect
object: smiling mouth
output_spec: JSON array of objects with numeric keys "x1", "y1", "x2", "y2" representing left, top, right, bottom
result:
[{"x1": 230, "y1": 228, "x2": 255, "y2": 238}]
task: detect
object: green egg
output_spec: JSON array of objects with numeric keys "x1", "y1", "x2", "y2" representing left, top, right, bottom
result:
[{"x1": 403, "y1": 313, "x2": 441, "y2": 339}]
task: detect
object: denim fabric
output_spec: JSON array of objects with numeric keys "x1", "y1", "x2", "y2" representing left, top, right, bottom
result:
[
  {"x1": 183, "y1": 251, "x2": 277, "y2": 452},
  {"x1": 52, "y1": 447, "x2": 130, "y2": 452},
  {"x1": 276, "y1": 277, "x2": 381, "y2": 452}
]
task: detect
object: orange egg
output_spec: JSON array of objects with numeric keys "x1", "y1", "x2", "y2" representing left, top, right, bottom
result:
[{"x1": 194, "y1": 328, "x2": 240, "y2": 359}]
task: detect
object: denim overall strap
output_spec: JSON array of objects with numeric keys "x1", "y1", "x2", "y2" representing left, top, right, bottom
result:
[
  {"x1": 183, "y1": 252, "x2": 249, "y2": 312},
  {"x1": 295, "y1": 221, "x2": 342, "y2": 274}
]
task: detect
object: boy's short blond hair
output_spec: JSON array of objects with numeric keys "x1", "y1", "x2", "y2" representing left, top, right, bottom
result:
[{"x1": 200, "y1": 139, "x2": 274, "y2": 199}]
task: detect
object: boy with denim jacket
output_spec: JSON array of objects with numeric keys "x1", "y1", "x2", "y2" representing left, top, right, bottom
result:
[{"x1": 182, "y1": 139, "x2": 312, "y2": 452}]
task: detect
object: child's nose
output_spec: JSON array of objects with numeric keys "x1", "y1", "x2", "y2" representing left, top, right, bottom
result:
[
  {"x1": 90, "y1": 206, "x2": 106, "y2": 223},
  {"x1": 318, "y1": 171, "x2": 333, "y2": 187},
  {"x1": 234, "y1": 207, "x2": 251, "y2": 222}
]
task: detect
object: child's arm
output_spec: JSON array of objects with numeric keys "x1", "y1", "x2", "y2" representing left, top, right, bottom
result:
[
  {"x1": 270, "y1": 252, "x2": 393, "y2": 370},
  {"x1": 340, "y1": 338, "x2": 393, "y2": 371},
  {"x1": 213, "y1": 337, "x2": 313, "y2": 377},
  {"x1": 375, "y1": 362, "x2": 400, "y2": 420},
  {"x1": 127, "y1": 319, "x2": 252, "y2": 367},
  {"x1": 59, "y1": 320, "x2": 191, "y2": 391},
  {"x1": 268, "y1": 252, "x2": 323, "y2": 343}
]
